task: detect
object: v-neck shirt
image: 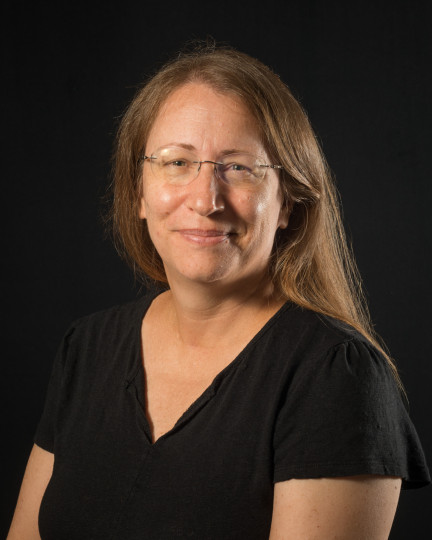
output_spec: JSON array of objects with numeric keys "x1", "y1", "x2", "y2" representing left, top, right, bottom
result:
[{"x1": 35, "y1": 291, "x2": 430, "y2": 539}]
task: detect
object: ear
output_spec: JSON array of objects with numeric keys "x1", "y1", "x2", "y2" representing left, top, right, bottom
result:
[
  {"x1": 278, "y1": 200, "x2": 292, "y2": 230},
  {"x1": 139, "y1": 195, "x2": 147, "y2": 220}
]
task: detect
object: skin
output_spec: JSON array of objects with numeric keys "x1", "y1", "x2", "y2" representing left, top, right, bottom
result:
[
  {"x1": 8, "y1": 82, "x2": 402, "y2": 538},
  {"x1": 269, "y1": 476, "x2": 401, "y2": 539},
  {"x1": 139, "y1": 82, "x2": 401, "y2": 538},
  {"x1": 139, "y1": 82, "x2": 289, "y2": 306},
  {"x1": 139, "y1": 82, "x2": 291, "y2": 442},
  {"x1": 7, "y1": 444, "x2": 52, "y2": 539}
]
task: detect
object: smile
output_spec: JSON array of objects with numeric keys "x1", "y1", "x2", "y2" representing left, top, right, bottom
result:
[{"x1": 176, "y1": 229, "x2": 232, "y2": 246}]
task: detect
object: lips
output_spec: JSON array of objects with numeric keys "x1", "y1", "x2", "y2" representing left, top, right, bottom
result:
[
  {"x1": 178, "y1": 229, "x2": 231, "y2": 236},
  {"x1": 176, "y1": 229, "x2": 233, "y2": 246}
]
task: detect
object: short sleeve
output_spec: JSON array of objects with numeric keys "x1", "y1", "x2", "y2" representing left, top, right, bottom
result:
[
  {"x1": 273, "y1": 338, "x2": 430, "y2": 489},
  {"x1": 34, "y1": 325, "x2": 76, "y2": 453}
]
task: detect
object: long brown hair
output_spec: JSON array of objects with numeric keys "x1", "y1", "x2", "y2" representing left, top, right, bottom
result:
[{"x1": 111, "y1": 43, "x2": 401, "y2": 384}]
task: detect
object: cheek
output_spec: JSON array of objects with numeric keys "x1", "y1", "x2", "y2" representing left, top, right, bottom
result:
[
  {"x1": 234, "y1": 190, "x2": 281, "y2": 231},
  {"x1": 142, "y1": 183, "x2": 180, "y2": 220}
]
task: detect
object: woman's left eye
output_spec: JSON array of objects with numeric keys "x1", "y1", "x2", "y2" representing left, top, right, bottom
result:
[
  {"x1": 226, "y1": 163, "x2": 249, "y2": 172},
  {"x1": 169, "y1": 160, "x2": 187, "y2": 167}
]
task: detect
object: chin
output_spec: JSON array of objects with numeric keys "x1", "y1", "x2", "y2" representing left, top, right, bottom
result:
[
  {"x1": 166, "y1": 260, "x2": 236, "y2": 285},
  {"x1": 182, "y1": 269, "x2": 232, "y2": 285}
]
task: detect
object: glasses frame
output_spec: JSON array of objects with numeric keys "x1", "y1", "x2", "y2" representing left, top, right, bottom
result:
[{"x1": 139, "y1": 147, "x2": 284, "y2": 187}]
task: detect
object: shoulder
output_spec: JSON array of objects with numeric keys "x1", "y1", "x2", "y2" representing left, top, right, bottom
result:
[
  {"x1": 270, "y1": 305, "x2": 431, "y2": 488},
  {"x1": 262, "y1": 302, "x2": 404, "y2": 417},
  {"x1": 65, "y1": 290, "x2": 159, "y2": 343},
  {"x1": 245, "y1": 301, "x2": 399, "y2": 413},
  {"x1": 267, "y1": 302, "x2": 382, "y2": 374},
  {"x1": 274, "y1": 302, "x2": 365, "y2": 345},
  {"x1": 50, "y1": 290, "x2": 160, "y2": 380}
]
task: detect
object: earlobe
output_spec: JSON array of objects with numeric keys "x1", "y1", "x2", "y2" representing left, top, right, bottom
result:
[
  {"x1": 278, "y1": 204, "x2": 290, "y2": 230},
  {"x1": 278, "y1": 213, "x2": 289, "y2": 229},
  {"x1": 139, "y1": 197, "x2": 147, "y2": 220}
]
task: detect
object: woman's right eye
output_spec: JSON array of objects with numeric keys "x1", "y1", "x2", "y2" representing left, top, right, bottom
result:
[
  {"x1": 165, "y1": 159, "x2": 188, "y2": 167},
  {"x1": 230, "y1": 163, "x2": 247, "y2": 171}
]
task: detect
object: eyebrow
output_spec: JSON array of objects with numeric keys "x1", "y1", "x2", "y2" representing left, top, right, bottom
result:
[
  {"x1": 161, "y1": 143, "x2": 252, "y2": 155},
  {"x1": 164, "y1": 142, "x2": 196, "y2": 151},
  {"x1": 219, "y1": 148, "x2": 249, "y2": 156}
]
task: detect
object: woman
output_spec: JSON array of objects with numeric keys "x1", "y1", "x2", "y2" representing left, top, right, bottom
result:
[{"x1": 8, "y1": 45, "x2": 430, "y2": 539}]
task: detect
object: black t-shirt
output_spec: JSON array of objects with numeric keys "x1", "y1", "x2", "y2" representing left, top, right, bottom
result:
[{"x1": 35, "y1": 292, "x2": 430, "y2": 539}]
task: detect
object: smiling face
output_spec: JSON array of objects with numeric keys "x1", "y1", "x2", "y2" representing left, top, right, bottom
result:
[{"x1": 139, "y1": 82, "x2": 289, "y2": 290}]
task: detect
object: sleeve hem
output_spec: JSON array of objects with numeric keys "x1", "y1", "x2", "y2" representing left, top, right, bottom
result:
[
  {"x1": 34, "y1": 435, "x2": 54, "y2": 454},
  {"x1": 274, "y1": 460, "x2": 431, "y2": 489}
]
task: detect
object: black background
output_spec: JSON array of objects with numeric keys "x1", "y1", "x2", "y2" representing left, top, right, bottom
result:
[{"x1": 2, "y1": 1, "x2": 431, "y2": 538}]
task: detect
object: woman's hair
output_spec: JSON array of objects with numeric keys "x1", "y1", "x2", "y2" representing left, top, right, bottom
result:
[{"x1": 111, "y1": 42, "x2": 400, "y2": 383}]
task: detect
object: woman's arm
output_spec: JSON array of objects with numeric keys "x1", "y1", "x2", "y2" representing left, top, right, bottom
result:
[
  {"x1": 269, "y1": 475, "x2": 401, "y2": 540},
  {"x1": 7, "y1": 444, "x2": 54, "y2": 540}
]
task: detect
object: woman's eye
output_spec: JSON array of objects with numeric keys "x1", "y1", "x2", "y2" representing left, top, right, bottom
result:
[
  {"x1": 166, "y1": 160, "x2": 188, "y2": 167},
  {"x1": 232, "y1": 163, "x2": 246, "y2": 171},
  {"x1": 226, "y1": 163, "x2": 249, "y2": 172}
]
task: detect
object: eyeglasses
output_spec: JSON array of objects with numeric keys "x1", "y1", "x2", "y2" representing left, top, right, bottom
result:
[{"x1": 140, "y1": 146, "x2": 283, "y2": 188}]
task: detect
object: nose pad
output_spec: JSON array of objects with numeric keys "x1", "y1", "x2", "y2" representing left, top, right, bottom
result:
[{"x1": 186, "y1": 162, "x2": 225, "y2": 216}]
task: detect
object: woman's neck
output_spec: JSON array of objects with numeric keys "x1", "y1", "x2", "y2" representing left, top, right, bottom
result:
[{"x1": 154, "y1": 273, "x2": 285, "y2": 350}]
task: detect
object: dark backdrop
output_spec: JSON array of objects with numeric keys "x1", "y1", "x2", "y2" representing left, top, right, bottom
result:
[{"x1": 2, "y1": 1, "x2": 431, "y2": 538}]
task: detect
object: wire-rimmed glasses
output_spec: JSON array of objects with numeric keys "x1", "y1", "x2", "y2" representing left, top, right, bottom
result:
[{"x1": 140, "y1": 146, "x2": 283, "y2": 188}]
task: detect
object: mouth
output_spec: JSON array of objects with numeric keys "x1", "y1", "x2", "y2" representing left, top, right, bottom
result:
[
  {"x1": 176, "y1": 229, "x2": 233, "y2": 246},
  {"x1": 179, "y1": 229, "x2": 232, "y2": 236}
]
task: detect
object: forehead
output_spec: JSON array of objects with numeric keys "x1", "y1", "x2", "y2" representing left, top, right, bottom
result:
[{"x1": 146, "y1": 83, "x2": 264, "y2": 154}]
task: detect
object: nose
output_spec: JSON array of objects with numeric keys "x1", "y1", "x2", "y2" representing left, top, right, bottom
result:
[{"x1": 185, "y1": 162, "x2": 225, "y2": 216}]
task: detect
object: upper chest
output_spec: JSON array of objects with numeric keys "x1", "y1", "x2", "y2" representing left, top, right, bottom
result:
[
  {"x1": 139, "y1": 294, "x2": 292, "y2": 442},
  {"x1": 141, "y1": 326, "x2": 245, "y2": 442}
]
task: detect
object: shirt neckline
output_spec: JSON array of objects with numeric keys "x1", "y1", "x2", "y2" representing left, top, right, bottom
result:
[{"x1": 128, "y1": 289, "x2": 295, "y2": 445}]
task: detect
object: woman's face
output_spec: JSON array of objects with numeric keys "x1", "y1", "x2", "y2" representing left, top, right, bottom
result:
[{"x1": 139, "y1": 82, "x2": 288, "y2": 289}]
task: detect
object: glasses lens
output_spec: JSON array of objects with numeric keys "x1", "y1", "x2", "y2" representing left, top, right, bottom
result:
[
  {"x1": 218, "y1": 154, "x2": 266, "y2": 187},
  {"x1": 147, "y1": 147, "x2": 270, "y2": 187},
  {"x1": 150, "y1": 147, "x2": 196, "y2": 185}
]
